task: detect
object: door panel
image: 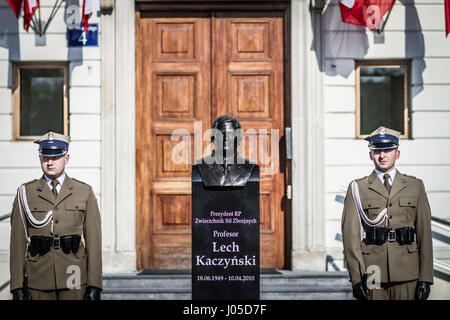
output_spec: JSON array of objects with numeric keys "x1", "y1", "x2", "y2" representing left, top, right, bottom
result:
[
  {"x1": 136, "y1": 11, "x2": 285, "y2": 269},
  {"x1": 136, "y1": 14, "x2": 211, "y2": 269},
  {"x1": 214, "y1": 12, "x2": 285, "y2": 268}
]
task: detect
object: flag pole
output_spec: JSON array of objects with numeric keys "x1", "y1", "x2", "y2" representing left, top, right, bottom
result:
[
  {"x1": 42, "y1": 0, "x2": 63, "y2": 36},
  {"x1": 378, "y1": 3, "x2": 395, "y2": 34},
  {"x1": 32, "y1": 15, "x2": 40, "y2": 34},
  {"x1": 38, "y1": 1, "x2": 43, "y2": 36},
  {"x1": 30, "y1": 18, "x2": 39, "y2": 34}
]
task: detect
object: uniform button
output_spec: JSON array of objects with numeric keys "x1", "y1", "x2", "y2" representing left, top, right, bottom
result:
[
  {"x1": 54, "y1": 233, "x2": 58, "y2": 237},
  {"x1": 388, "y1": 203, "x2": 392, "y2": 207},
  {"x1": 54, "y1": 206, "x2": 59, "y2": 211},
  {"x1": 368, "y1": 204, "x2": 371, "y2": 208},
  {"x1": 389, "y1": 215, "x2": 392, "y2": 219},
  {"x1": 55, "y1": 219, "x2": 59, "y2": 223}
]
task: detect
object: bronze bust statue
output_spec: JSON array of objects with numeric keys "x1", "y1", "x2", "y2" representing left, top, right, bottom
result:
[{"x1": 196, "y1": 115, "x2": 256, "y2": 187}]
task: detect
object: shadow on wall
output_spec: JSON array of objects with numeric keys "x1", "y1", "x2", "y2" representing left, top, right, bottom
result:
[
  {"x1": 65, "y1": 0, "x2": 83, "y2": 85},
  {"x1": 311, "y1": 0, "x2": 426, "y2": 95},
  {"x1": 400, "y1": 0, "x2": 425, "y2": 97},
  {"x1": 0, "y1": 5, "x2": 20, "y2": 88},
  {"x1": 0, "y1": 1, "x2": 86, "y2": 89},
  {"x1": 320, "y1": 1, "x2": 369, "y2": 78}
]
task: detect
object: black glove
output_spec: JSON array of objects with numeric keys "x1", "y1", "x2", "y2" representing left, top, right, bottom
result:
[
  {"x1": 352, "y1": 274, "x2": 370, "y2": 300},
  {"x1": 352, "y1": 282, "x2": 370, "y2": 300},
  {"x1": 415, "y1": 281, "x2": 431, "y2": 300},
  {"x1": 11, "y1": 288, "x2": 32, "y2": 300},
  {"x1": 83, "y1": 286, "x2": 102, "y2": 300}
]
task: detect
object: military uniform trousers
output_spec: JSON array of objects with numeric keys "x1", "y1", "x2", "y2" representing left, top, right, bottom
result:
[
  {"x1": 368, "y1": 280, "x2": 417, "y2": 300},
  {"x1": 28, "y1": 285, "x2": 87, "y2": 300}
]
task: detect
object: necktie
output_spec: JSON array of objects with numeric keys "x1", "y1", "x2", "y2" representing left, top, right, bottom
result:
[
  {"x1": 51, "y1": 180, "x2": 59, "y2": 199},
  {"x1": 383, "y1": 174, "x2": 391, "y2": 194}
]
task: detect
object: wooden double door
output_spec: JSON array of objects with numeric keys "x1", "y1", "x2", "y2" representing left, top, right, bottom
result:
[{"x1": 136, "y1": 9, "x2": 286, "y2": 270}]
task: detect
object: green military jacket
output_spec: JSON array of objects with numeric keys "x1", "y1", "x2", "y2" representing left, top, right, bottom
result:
[
  {"x1": 341, "y1": 170, "x2": 433, "y2": 286},
  {"x1": 10, "y1": 175, "x2": 102, "y2": 291}
]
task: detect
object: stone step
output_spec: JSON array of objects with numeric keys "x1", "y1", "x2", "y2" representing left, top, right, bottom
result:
[
  {"x1": 103, "y1": 274, "x2": 191, "y2": 289},
  {"x1": 103, "y1": 273, "x2": 350, "y2": 289},
  {"x1": 102, "y1": 291, "x2": 353, "y2": 300},
  {"x1": 102, "y1": 271, "x2": 353, "y2": 300}
]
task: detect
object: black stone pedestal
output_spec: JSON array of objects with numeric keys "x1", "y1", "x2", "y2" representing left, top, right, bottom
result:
[{"x1": 191, "y1": 165, "x2": 260, "y2": 300}]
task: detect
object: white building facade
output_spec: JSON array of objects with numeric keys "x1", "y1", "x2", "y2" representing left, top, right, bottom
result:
[{"x1": 0, "y1": 0, "x2": 448, "y2": 283}]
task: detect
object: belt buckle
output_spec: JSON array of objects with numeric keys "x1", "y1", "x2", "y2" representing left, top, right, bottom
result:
[
  {"x1": 387, "y1": 230, "x2": 396, "y2": 242},
  {"x1": 52, "y1": 237, "x2": 61, "y2": 249}
]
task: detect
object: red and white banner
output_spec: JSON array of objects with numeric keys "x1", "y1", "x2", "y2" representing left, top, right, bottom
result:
[
  {"x1": 445, "y1": 0, "x2": 450, "y2": 37},
  {"x1": 5, "y1": 0, "x2": 23, "y2": 17},
  {"x1": 82, "y1": 0, "x2": 100, "y2": 34},
  {"x1": 339, "y1": 0, "x2": 396, "y2": 31},
  {"x1": 23, "y1": 0, "x2": 39, "y2": 32}
]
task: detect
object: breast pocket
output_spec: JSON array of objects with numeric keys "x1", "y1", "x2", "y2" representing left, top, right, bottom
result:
[
  {"x1": 27, "y1": 202, "x2": 51, "y2": 224},
  {"x1": 399, "y1": 197, "x2": 417, "y2": 222},
  {"x1": 361, "y1": 199, "x2": 385, "y2": 220},
  {"x1": 65, "y1": 202, "x2": 86, "y2": 226}
]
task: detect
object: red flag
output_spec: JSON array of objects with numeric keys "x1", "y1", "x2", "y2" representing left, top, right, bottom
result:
[
  {"x1": 82, "y1": 0, "x2": 100, "y2": 34},
  {"x1": 339, "y1": 0, "x2": 396, "y2": 31},
  {"x1": 445, "y1": 0, "x2": 450, "y2": 37},
  {"x1": 5, "y1": 0, "x2": 23, "y2": 18},
  {"x1": 23, "y1": 0, "x2": 39, "y2": 32}
]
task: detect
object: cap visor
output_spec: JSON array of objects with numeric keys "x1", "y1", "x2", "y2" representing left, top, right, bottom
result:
[
  {"x1": 39, "y1": 149, "x2": 67, "y2": 157},
  {"x1": 369, "y1": 143, "x2": 398, "y2": 150}
]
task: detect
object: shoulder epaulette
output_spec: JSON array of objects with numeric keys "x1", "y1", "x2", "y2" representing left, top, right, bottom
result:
[
  {"x1": 403, "y1": 174, "x2": 418, "y2": 180},
  {"x1": 23, "y1": 179, "x2": 39, "y2": 186},
  {"x1": 71, "y1": 178, "x2": 92, "y2": 188}
]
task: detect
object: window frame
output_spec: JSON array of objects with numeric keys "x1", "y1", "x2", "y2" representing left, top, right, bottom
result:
[
  {"x1": 12, "y1": 61, "x2": 70, "y2": 141},
  {"x1": 355, "y1": 59, "x2": 412, "y2": 140}
]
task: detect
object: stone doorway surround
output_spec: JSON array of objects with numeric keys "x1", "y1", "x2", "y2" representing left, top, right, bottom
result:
[{"x1": 100, "y1": 0, "x2": 326, "y2": 273}]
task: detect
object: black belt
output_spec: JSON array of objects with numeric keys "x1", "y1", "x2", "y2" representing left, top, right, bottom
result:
[
  {"x1": 29, "y1": 235, "x2": 81, "y2": 256},
  {"x1": 364, "y1": 226, "x2": 416, "y2": 245}
]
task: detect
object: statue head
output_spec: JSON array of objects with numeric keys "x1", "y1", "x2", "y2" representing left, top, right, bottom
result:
[{"x1": 211, "y1": 115, "x2": 243, "y2": 161}]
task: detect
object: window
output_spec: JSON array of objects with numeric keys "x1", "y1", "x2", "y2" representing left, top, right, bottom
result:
[
  {"x1": 355, "y1": 60, "x2": 411, "y2": 139},
  {"x1": 12, "y1": 62, "x2": 69, "y2": 140}
]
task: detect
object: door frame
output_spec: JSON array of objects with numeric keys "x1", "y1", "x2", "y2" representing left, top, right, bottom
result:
[{"x1": 135, "y1": 0, "x2": 292, "y2": 269}]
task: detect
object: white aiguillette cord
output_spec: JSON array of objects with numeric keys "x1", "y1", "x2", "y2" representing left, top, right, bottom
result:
[
  {"x1": 350, "y1": 180, "x2": 389, "y2": 228},
  {"x1": 17, "y1": 185, "x2": 54, "y2": 247},
  {"x1": 16, "y1": 184, "x2": 55, "y2": 280}
]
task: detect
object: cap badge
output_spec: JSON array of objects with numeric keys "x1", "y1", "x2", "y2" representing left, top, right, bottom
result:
[{"x1": 378, "y1": 126, "x2": 386, "y2": 137}]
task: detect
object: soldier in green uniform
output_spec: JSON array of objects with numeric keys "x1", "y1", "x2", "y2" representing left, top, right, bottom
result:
[
  {"x1": 341, "y1": 126, "x2": 433, "y2": 300},
  {"x1": 9, "y1": 132, "x2": 102, "y2": 300}
]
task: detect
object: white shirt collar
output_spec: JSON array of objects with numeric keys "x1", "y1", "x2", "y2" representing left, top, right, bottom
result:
[
  {"x1": 374, "y1": 168, "x2": 396, "y2": 186},
  {"x1": 43, "y1": 173, "x2": 66, "y2": 187}
]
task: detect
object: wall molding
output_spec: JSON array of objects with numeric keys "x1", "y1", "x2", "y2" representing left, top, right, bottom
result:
[{"x1": 291, "y1": 0, "x2": 326, "y2": 270}]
